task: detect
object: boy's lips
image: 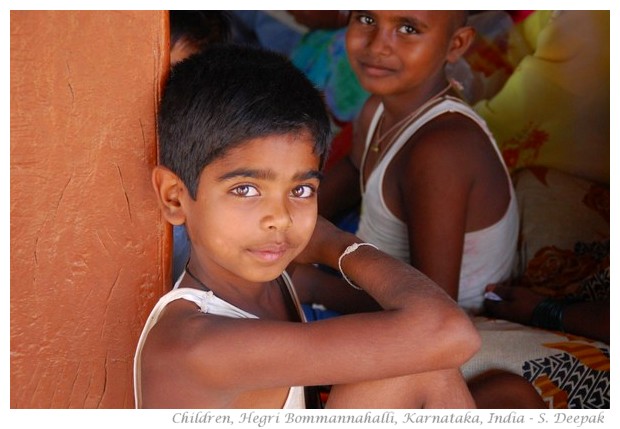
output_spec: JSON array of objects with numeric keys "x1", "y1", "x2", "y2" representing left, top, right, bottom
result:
[
  {"x1": 358, "y1": 60, "x2": 396, "y2": 78},
  {"x1": 248, "y1": 243, "x2": 292, "y2": 263}
]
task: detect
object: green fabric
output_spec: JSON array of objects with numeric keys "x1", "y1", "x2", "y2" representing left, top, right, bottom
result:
[{"x1": 291, "y1": 28, "x2": 368, "y2": 123}]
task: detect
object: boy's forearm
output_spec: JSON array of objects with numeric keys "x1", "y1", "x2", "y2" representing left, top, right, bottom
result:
[
  {"x1": 319, "y1": 239, "x2": 447, "y2": 310},
  {"x1": 339, "y1": 245, "x2": 481, "y2": 364},
  {"x1": 300, "y1": 218, "x2": 481, "y2": 365},
  {"x1": 306, "y1": 219, "x2": 462, "y2": 314}
]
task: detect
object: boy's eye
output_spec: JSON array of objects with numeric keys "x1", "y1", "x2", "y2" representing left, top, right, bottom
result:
[
  {"x1": 398, "y1": 24, "x2": 417, "y2": 35},
  {"x1": 357, "y1": 15, "x2": 374, "y2": 26},
  {"x1": 291, "y1": 185, "x2": 315, "y2": 198},
  {"x1": 231, "y1": 185, "x2": 259, "y2": 197}
]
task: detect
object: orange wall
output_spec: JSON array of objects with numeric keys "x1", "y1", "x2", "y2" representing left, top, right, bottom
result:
[{"x1": 10, "y1": 10, "x2": 170, "y2": 408}]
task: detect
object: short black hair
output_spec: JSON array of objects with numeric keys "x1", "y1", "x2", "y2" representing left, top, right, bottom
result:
[{"x1": 158, "y1": 45, "x2": 332, "y2": 199}]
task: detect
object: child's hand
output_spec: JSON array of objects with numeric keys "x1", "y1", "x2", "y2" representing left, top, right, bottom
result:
[
  {"x1": 483, "y1": 283, "x2": 546, "y2": 325},
  {"x1": 294, "y1": 216, "x2": 355, "y2": 266}
]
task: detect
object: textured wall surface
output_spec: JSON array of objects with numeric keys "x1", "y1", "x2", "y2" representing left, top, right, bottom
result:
[{"x1": 10, "y1": 10, "x2": 170, "y2": 408}]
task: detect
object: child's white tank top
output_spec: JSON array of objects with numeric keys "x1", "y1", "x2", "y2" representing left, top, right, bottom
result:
[
  {"x1": 133, "y1": 271, "x2": 306, "y2": 409},
  {"x1": 357, "y1": 97, "x2": 519, "y2": 314}
]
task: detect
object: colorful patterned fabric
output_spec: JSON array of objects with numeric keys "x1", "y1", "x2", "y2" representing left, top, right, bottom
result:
[
  {"x1": 290, "y1": 28, "x2": 369, "y2": 123},
  {"x1": 471, "y1": 11, "x2": 610, "y2": 184},
  {"x1": 462, "y1": 318, "x2": 609, "y2": 409},
  {"x1": 513, "y1": 167, "x2": 609, "y2": 298}
]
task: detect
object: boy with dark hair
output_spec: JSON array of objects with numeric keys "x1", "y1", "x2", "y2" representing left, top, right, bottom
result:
[{"x1": 134, "y1": 44, "x2": 480, "y2": 409}]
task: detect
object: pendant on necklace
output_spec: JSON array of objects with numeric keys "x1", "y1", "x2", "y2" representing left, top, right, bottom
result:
[{"x1": 370, "y1": 144, "x2": 380, "y2": 153}]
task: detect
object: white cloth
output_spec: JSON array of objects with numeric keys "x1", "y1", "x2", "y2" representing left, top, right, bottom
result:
[
  {"x1": 356, "y1": 97, "x2": 519, "y2": 314},
  {"x1": 133, "y1": 271, "x2": 305, "y2": 408}
]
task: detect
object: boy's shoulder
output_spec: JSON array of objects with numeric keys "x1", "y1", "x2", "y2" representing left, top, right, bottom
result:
[
  {"x1": 395, "y1": 115, "x2": 502, "y2": 197},
  {"x1": 415, "y1": 106, "x2": 489, "y2": 147},
  {"x1": 140, "y1": 294, "x2": 253, "y2": 385}
]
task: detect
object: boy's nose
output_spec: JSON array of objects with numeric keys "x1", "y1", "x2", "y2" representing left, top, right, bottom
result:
[
  {"x1": 367, "y1": 28, "x2": 391, "y2": 56},
  {"x1": 262, "y1": 199, "x2": 293, "y2": 231}
]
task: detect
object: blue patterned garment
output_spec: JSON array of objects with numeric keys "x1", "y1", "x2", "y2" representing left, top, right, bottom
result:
[{"x1": 291, "y1": 29, "x2": 369, "y2": 123}]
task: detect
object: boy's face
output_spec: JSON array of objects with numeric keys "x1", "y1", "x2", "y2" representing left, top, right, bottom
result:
[
  {"x1": 182, "y1": 131, "x2": 321, "y2": 284},
  {"x1": 346, "y1": 10, "x2": 466, "y2": 96}
]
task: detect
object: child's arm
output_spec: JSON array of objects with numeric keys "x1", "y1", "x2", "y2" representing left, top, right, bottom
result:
[
  {"x1": 485, "y1": 283, "x2": 610, "y2": 344},
  {"x1": 399, "y1": 125, "x2": 469, "y2": 300},
  {"x1": 144, "y1": 217, "x2": 480, "y2": 406},
  {"x1": 286, "y1": 216, "x2": 480, "y2": 377},
  {"x1": 398, "y1": 113, "x2": 510, "y2": 301}
]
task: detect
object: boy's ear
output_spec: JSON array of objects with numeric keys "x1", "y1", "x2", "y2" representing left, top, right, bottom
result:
[
  {"x1": 152, "y1": 166, "x2": 187, "y2": 226},
  {"x1": 446, "y1": 26, "x2": 475, "y2": 64}
]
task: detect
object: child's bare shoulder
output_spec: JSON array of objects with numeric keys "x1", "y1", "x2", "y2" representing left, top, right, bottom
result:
[
  {"x1": 414, "y1": 111, "x2": 490, "y2": 155},
  {"x1": 401, "y1": 111, "x2": 493, "y2": 179},
  {"x1": 141, "y1": 298, "x2": 263, "y2": 395},
  {"x1": 143, "y1": 299, "x2": 222, "y2": 360}
]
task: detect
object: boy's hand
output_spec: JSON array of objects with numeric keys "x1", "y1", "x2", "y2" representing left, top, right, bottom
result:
[
  {"x1": 294, "y1": 216, "x2": 355, "y2": 266},
  {"x1": 483, "y1": 283, "x2": 545, "y2": 325}
]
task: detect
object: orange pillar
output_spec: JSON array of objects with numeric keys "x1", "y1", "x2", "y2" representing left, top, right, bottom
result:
[{"x1": 10, "y1": 10, "x2": 170, "y2": 408}]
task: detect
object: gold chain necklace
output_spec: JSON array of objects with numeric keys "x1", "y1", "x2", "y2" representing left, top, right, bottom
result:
[
  {"x1": 369, "y1": 82, "x2": 452, "y2": 153},
  {"x1": 360, "y1": 82, "x2": 456, "y2": 194}
]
